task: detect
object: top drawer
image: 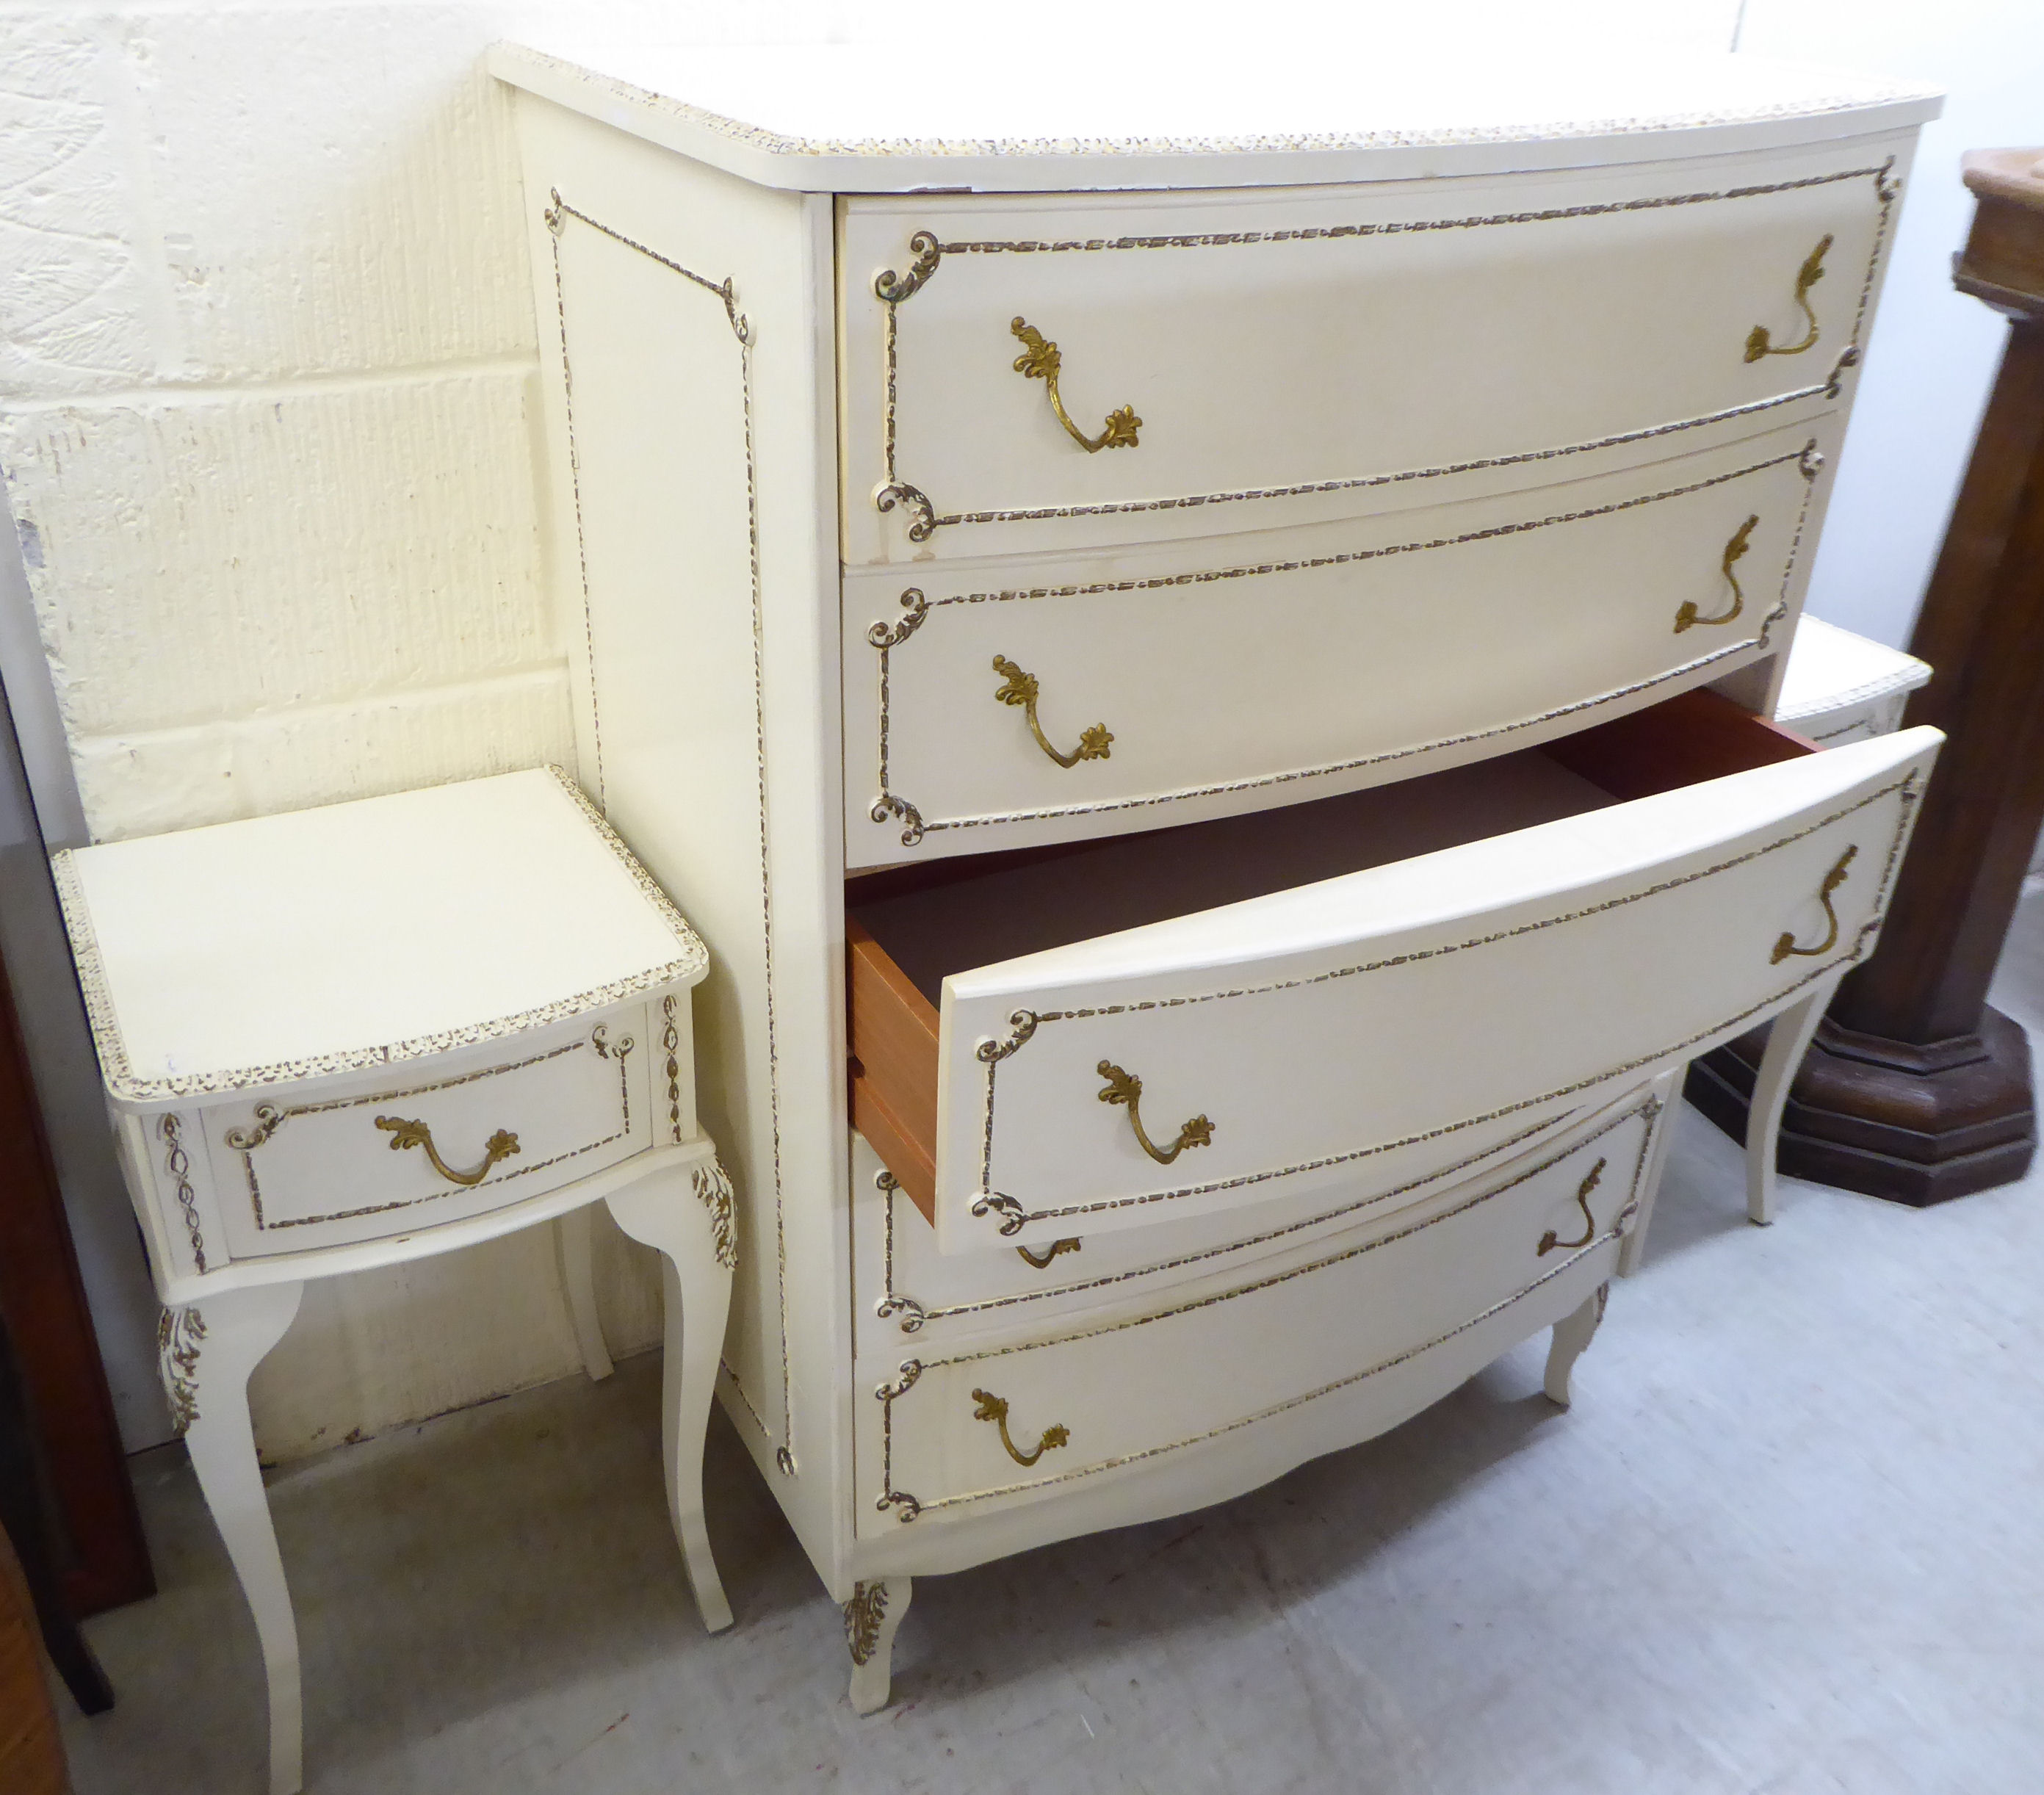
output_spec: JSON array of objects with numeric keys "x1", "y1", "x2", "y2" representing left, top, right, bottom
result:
[{"x1": 839, "y1": 134, "x2": 1908, "y2": 565}]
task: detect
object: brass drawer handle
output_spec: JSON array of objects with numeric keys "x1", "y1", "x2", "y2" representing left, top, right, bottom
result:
[
  {"x1": 1772, "y1": 845, "x2": 1857, "y2": 964},
  {"x1": 972, "y1": 1387, "x2": 1070, "y2": 1467},
  {"x1": 1745, "y1": 234, "x2": 1831, "y2": 361},
  {"x1": 1015, "y1": 1238, "x2": 1081, "y2": 1270},
  {"x1": 1538, "y1": 1158, "x2": 1608, "y2": 1256},
  {"x1": 1011, "y1": 317, "x2": 1142, "y2": 453},
  {"x1": 994, "y1": 656, "x2": 1113, "y2": 768},
  {"x1": 1097, "y1": 1061, "x2": 1214, "y2": 1165},
  {"x1": 1675, "y1": 514, "x2": 1758, "y2": 634},
  {"x1": 375, "y1": 1116, "x2": 521, "y2": 1187}
]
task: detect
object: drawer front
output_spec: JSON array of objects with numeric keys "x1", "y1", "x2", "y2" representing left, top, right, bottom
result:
[
  {"x1": 206, "y1": 1011, "x2": 654, "y2": 1256},
  {"x1": 928, "y1": 727, "x2": 1939, "y2": 1254},
  {"x1": 856, "y1": 1081, "x2": 1671, "y2": 1357},
  {"x1": 860, "y1": 1110, "x2": 1648, "y2": 1531},
  {"x1": 840, "y1": 137, "x2": 1907, "y2": 565},
  {"x1": 848, "y1": 418, "x2": 1833, "y2": 867}
]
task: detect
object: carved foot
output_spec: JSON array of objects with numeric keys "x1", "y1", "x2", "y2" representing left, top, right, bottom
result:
[
  {"x1": 1543, "y1": 1282, "x2": 1608, "y2": 1409},
  {"x1": 845, "y1": 1575, "x2": 911, "y2": 1715}
]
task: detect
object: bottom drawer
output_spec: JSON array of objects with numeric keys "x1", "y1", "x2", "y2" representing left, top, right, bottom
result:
[{"x1": 860, "y1": 1098, "x2": 1656, "y2": 1531}]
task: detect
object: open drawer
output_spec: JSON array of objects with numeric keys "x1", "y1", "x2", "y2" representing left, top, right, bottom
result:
[{"x1": 848, "y1": 689, "x2": 1940, "y2": 1254}]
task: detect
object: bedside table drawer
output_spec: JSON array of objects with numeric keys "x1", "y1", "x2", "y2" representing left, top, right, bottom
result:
[
  {"x1": 849, "y1": 691, "x2": 1939, "y2": 1256},
  {"x1": 847, "y1": 416, "x2": 1833, "y2": 867},
  {"x1": 856, "y1": 1110, "x2": 1638, "y2": 1533},
  {"x1": 841, "y1": 140, "x2": 1903, "y2": 565},
  {"x1": 202, "y1": 1009, "x2": 656, "y2": 1257}
]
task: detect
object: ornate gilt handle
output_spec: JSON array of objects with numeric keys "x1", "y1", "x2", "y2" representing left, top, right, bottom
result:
[
  {"x1": 1675, "y1": 514, "x2": 1758, "y2": 634},
  {"x1": 375, "y1": 1116, "x2": 521, "y2": 1187},
  {"x1": 1015, "y1": 1238, "x2": 1081, "y2": 1270},
  {"x1": 1097, "y1": 1061, "x2": 1213, "y2": 1165},
  {"x1": 1538, "y1": 1158, "x2": 1608, "y2": 1256},
  {"x1": 1011, "y1": 317, "x2": 1141, "y2": 453},
  {"x1": 1772, "y1": 845, "x2": 1857, "y2": 964},
  {"x1": 1746, "y1": 235, "x2": 1832, "y2": 361},
  {"x1": 994, "y1": 656, "x2": 1113, "y2": 768},
  {"x1": 972, "y1": 1387, "x2": 1070, "y2": 1467}
]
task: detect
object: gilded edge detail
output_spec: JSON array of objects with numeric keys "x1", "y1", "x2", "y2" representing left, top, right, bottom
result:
[
  {"x1": 844, "y1": 1581, "x2": 890, "y2": 1664},
  {"x1": 867, "y1": 444, "x2": 1810, "y2": 848},
  {"x1": 872, "y1": 162, "x2": 1896, "y2": 542},
  {"x1": 969, "y1": 773, "x2": 1918, "y2": 1235},
  {"x1": 549, "y1": 189, "x2": 791, "y2": 1476},
  {"x1": 873, "y1": 1109, "x2": 1660, "y2": 1522},
  {"x1": 158, "y1": 1113, "x2": 209, "y2": 1274},
  {"x1": 156, "y1": 1307, "x2": 205, "y2": 1436},
  {"x1": 49, "y1": 770, "x2": 704, "y2": 1105}
]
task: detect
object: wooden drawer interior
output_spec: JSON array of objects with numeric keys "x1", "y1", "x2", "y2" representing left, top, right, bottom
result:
[{"x1": 848, "y1": 687, "x2": 1812, "y2": 1223}]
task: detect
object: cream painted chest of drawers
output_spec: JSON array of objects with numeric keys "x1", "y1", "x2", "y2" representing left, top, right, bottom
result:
[{"x1": 492, "y1": 40, "x2": 1944, "y2": 1710}]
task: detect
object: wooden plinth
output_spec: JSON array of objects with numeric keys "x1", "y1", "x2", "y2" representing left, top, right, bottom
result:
[{"x1": 1696, "y1": 147, "x2": 2044, "y2": 1205}]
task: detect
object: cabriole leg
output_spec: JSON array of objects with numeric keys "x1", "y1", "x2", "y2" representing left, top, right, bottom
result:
[
  {"x1": 552, "y1": 1205, "x2": 614, "y2": 1382},
  {"x1": 165, "y1": 1280, "x2": 306, "y2": 1795},
  {"x1": 1745, "y1": 978, "x2": 1841, "y2": 1227},
  {"x1": 845, "y1": 1576, "x2": 911, "y2": 1715},
  {"x1": 1543, "y1": 1282, "x2": 1608, "y2": 1409},
  {"x1": 605, "y1": 1155, "x2": 736, "y2": 1633}
]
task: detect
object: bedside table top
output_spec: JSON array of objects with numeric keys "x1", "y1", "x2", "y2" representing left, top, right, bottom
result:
[
  {"x1": 490, "y1": 37, "x2": 1940, "y2": 195},
  {"x1": 54, "y1": 769, "x2": 707, "y2": 1104}
]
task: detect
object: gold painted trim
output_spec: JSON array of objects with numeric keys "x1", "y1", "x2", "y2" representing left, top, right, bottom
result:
[
  {"x1": 1009, "y1": 317, "x2": 1141, "y2": 454},
  {"x1": 867, "y1": 443, "x2": 1812, "y2": 848},
  {"x1": 969, "y1": 773, "x2": 1919, "y2": 1235},
  {"x1": 694, "y1": 1157, "x2": 740, "y2": 1271},
  {"x1": 158, "y1": 1113, "x2": 208, "y2": 1275},
  {"x1": 993, "y1": 656, "x2": 1113, "y2": 768},
  {"x1": 548, "y1": 189, "x2": 792, "y2": 1474},
  {"x1": 1097, "y1": 1061, "x2": 1213, "y2": 1164},
  {"x1": 1772, "y1": 844, "x2": 1857, "y2": 964},
  {"x1": 873, "y1": 163, "x2": 1896, "y2": 543},
  {"x1": 874, "y1": 1113, "x2": 1658, "y2": 1522}
]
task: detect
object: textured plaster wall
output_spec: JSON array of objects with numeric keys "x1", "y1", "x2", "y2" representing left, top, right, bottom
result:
[{"x1": 0, "y1": 0, "x2": 2024, "y2": 1459}]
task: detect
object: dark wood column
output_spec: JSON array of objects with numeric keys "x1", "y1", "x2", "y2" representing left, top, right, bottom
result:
[{"x1": 1689, "y1": 148, "x2": 2044, "y2": 1205}]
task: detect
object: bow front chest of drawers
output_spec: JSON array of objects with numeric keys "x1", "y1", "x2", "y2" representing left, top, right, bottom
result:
[{"x1": 492, "y1": 41, "x2": 1943, "y2": 1710}]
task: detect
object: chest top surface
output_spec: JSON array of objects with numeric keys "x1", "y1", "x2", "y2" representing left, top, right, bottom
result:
[
  {"x1": 489, "y1": 37, "x2": 1939, "y2": 195},
  {"x1": 54, "y1": 768, "x2": 707, "y2": 1104}
]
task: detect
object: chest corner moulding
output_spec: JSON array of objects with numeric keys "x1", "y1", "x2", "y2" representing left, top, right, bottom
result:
[{"x1": 488, "y1": 35, "x2": 1944, "y2": 1713}]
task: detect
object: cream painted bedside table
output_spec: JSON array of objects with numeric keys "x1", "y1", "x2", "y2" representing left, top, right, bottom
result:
[{"x1": 53, "y1": 768, "x2": 737, "y2": 1795}]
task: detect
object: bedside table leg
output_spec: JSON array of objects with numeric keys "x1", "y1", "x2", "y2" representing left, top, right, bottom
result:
[
  {"x1": 1745, "y1": 976, "x2": 1841, "y2": 1227},
  {"x1": 1542, "y1": 1282, "x2": 1608, "y2": 1409},
  {"x1": 606, "y1": 1158, "x2": 735, "y2": 1633},
  {"x1": 552, "y1": 1207, "x2": 615, "y2": 1382},
  {"x1": 845, "y1": 1577, "x2": 911, "y2": 1716},
  {"x1": 165, "y1": 1281, "x2": 306, "y2": 1795}
]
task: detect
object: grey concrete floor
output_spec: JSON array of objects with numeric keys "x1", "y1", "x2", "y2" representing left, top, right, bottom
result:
[{"x1": 59, "y1": 898, "x2": 2044, "y2": 1794}]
